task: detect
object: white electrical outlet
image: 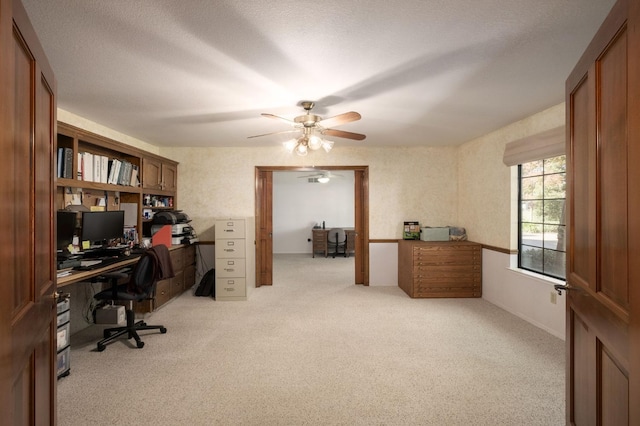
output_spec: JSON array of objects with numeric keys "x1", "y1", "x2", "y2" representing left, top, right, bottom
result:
[{"x1": 550, "y1": 291, "x2": 557, "y2": 304}]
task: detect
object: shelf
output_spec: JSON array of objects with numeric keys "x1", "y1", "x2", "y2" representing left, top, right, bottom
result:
[{"x1": 57, "y1": 178, "x2": 141, "y2": 193}]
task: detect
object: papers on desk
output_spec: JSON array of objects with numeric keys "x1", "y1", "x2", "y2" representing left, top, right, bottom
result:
[
  {"x1": 80, "y1": 259, "x2": 102, "y2": 267},
  {"x1": 56, "y1": 269, "x2": 72, "y2": 278}
]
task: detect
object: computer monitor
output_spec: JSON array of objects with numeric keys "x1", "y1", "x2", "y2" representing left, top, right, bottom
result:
[
  {"x1": 81, "y1": 210, "x2": 125, "y2": 248},
  {"x1": 57, "y1": 210, "x2": 77, "y2": 254}
]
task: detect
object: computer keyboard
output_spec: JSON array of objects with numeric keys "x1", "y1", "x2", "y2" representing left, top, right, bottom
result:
[{"x1": 73, "y1": 254, "x2": 140, "y2": 271}]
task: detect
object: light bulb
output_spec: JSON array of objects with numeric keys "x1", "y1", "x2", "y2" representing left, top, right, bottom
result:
[
  {"x1": 294, "y1": 143, "x2": 308, "y2": 156},
  {"x1": 317, "y1": 176, "x2": 330, "y2": 183},
  {"x1": 308, "y1": 135, "x2": 323, "y2": 150},
  {"x1": 283, "y1": 140, "x2": 297, "y2": 153}
]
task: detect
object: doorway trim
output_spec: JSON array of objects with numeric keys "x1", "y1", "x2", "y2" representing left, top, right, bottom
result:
[{"x1": 255, "y1": 165, "x2": 369, "y2": 286}]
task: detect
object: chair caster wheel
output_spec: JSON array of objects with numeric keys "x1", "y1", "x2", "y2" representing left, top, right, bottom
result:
[
  {"x1": 136, "y1": 341, "x2": 145, "y2": 349},
  {"x1": 140, "y1": 321, "x2": 147, "y2": 326},
  {"x1": 97, "y1": 344, "x2": 105, "y2": 352},
  {"x1": 160, "y1": 327, "x2": 167, "y2": 334}
]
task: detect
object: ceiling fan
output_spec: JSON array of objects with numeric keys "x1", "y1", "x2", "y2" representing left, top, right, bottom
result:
[
  {"x1": 298, "y1": 170, "x2": 343, "y2": 183},
  {"x1": 248, "y1": 101, "x2": 366, "y2": 156}
]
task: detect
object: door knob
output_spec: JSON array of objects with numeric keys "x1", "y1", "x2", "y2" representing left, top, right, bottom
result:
[{"x1": 554, "y1": 284, "x2": 573, "y2": 295}]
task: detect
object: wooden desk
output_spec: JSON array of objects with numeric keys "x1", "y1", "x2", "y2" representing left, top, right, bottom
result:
[
  {"x1": 56, "y1": 256, "x2": 140, "y2": 287},
  {"x1": 57, "y1": 245, "x2": 196, "y2": 312},
  {"x1": 311, "y1": 228, "x2": 356, "y2": 258}
]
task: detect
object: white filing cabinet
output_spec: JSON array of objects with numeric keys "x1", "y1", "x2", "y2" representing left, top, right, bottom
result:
[{"x1": 215, "y1": 218, "x2": 248, "y2": 301}]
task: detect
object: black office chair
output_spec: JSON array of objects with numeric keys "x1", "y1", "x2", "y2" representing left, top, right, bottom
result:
[
  {"x1": 93, "y1": 245, "x2": 174, "y2": 351},
  {"x1": 327, "y1": 228, "x2": 347, "y2": 258}
]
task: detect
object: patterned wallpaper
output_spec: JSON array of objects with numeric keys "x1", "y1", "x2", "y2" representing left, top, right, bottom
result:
[
  {"x1": 161, "y1": 145, "x2": 459, "y2": 241},
  {"x1": 457, "y1": 103, "x2": 565, "y2": 249}
]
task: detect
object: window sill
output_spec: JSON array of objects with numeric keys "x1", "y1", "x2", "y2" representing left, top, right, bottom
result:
[{"x1": 506, "y1": 266, "x2": 566, "y2": 287}]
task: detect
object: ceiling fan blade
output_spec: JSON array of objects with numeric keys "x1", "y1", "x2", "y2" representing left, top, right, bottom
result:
[
  {"x1": 261, "y1": 113, "x2": 296, "y2": 125},
  {"x1": 318, "y1": 111, "x2": 361, "y2": 128},
  {"x1": 322, "y1": 128, "x2": 366, "y2": 141},
  {"x1": 247, "y1": 129, "x2": 299, "y2": 139}
]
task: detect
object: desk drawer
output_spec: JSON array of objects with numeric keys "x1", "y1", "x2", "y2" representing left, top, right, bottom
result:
[
  {"x1": 170, "y1": 248, "x2": 184, "y2": 271},
  {"x1": 215, "y1": 239, "x2": 246, "y2": 258},
  {"x1": 216, "y1": 278, "x2": 246, "y2": 298},
  {"x1": 155, "y1": 278, "x2": 172, "y2": 308},
  {"x1": 216, "y1": 259, "x2": 246, "y2": 278}
]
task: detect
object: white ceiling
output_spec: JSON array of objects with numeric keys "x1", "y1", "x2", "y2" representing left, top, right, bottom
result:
[{"x1": 22, "y1": 0, "x2": 614, "y2": 149}]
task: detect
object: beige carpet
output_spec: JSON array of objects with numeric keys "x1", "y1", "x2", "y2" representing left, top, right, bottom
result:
[{"x1": 58, "y1": 254, "x2": 565, "y2": 425}]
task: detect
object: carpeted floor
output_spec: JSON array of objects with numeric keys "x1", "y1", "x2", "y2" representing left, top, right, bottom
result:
[{"x1": 58, "y1": 254, "x2": 565, "y2": 425}]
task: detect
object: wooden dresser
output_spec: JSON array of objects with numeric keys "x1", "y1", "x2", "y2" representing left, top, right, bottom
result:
[{"x1": 398, "y1": 240, "x2": 482, "y2": 298}]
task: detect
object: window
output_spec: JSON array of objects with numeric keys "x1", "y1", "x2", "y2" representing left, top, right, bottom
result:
[{"x1": 518, "y1": 155, "x2": 566, "y2": 280}]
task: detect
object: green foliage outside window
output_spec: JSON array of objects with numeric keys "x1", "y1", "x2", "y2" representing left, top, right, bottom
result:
[{"x1": 519, "y1": 155, "x2": 566, "y2": 280}]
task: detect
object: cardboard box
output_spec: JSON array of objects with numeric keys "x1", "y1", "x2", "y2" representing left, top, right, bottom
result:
[
  {"x1": 95, "y1": 305, "x2": 126, "y2": 325},
  {"x1": 420, "y1": 227, "x2": 450, "y2": 241}
]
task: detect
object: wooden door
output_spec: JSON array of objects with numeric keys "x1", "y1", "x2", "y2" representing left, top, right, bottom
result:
[
  {"x1": 0, "y1": 0, "x2": 58, "y2": 422},
  {"x1": 354, "y1": 169, "x2": 368, "y2": 284},
  {"x1": 255, "y1": 169, "x2": 273, "y2": 286},
  {"x1": 565, "y1": 0, "x2": 639, "y2": 423}
]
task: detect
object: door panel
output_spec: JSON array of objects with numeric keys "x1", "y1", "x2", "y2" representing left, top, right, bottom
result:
[
  {"x1": 255, "y1": 169, "x2": 273, "y2": 286},
  {"x1": 2, "y1": 0, "x2": 57, "y2": 422},
  {"x1": 565, "y1": 0, "x2": 637, "y2": 423}
]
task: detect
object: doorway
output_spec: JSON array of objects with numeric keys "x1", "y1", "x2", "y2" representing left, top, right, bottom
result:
[{"x1": 255, "y1": 166, "x2": 369, "y2": 287}]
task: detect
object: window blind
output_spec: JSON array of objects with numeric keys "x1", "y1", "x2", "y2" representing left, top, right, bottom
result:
[{"x1": 502, "y1": 126, "x2": 565, "y2": 166}]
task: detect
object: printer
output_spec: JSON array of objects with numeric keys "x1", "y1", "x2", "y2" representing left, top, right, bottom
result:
[{"x1": 151, "y1": 211, "x2": 199, "y2": 245}]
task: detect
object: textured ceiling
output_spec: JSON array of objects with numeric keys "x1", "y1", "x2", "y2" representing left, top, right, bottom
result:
[{"x1": 21, "y1": 0, "x2": 614, "y2": 148}]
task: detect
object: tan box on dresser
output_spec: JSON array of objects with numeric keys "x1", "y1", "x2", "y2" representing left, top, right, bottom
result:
[{"x1": 398, "y1": 240, "x2": 482, "y2": 298}]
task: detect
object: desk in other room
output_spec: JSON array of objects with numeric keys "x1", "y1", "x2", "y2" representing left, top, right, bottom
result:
[{"x1": 311, "y1": 228, "x2": 355, "y2": 258}]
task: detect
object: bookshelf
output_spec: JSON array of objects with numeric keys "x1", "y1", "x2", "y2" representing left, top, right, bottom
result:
[{"x1": 55, "y1": 122, "x2": 179, "y2": 239}]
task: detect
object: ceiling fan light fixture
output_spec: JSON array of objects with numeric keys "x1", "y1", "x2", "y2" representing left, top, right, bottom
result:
[
  {"x1": 317, "y1": 176, "x2": 330, "y2": 183},
  {"x1": 322, "y1": 140, "x2": 334, "y2": 153}
]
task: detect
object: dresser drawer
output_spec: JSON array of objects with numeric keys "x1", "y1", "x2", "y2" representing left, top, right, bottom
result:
[
  {"x1": 215, "y1": 239, "x2": 246, "y2": 258},
  {"x1": 216, "y1": 258, "x2": 246, "y2": 277},
  {"x1": 215, "y1": 219, "x2": 246, "y2": 239},
  {"x1": 216, "y1": 278, "x2": 247, "y2": 298}
]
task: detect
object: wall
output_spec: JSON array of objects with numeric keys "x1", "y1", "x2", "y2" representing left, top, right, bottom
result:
[
  {"x1": 160, "y1": 145, "x2": 459, "y2": 241},
  {"x1": 273, "y1": 171, "x2": 355, "y2": 254},
  {"x1": 457, "y1": 103, "x2": 567, "y2": 338},
  {"x1": 457, "y1": 103, "x2": 565, "y2": 249}
]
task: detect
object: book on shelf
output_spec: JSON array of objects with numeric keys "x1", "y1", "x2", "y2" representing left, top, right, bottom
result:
[
  {"x1": 77, "y1": 152, "x2": 83, "y2": 180},
  {"x1": 100, "y1": 156, "x2": 109, "y2": 183},
  {"x1": 63, "y1": 148, "x2": 74, "y2": 179},
  {"x1": 119, "y1": 161, "x2": 132, "y2": 186},
  {"x1": 93, "y1": 154, "x2": 101, "y2": 183},
  {"x1": 82, "y1": 152, "x2": 94, "y2": 182},
  {"x1": 130, "y1": 165, "x2": 139, "y2": 187},
  {"x1": 57, "y1": 148, "x2": 73, "y2": 179},
  {"x1": 57, "y1": 148, "x2": 64, "y2": 178},
  {"x1": 108, "y1": 159, "x2": 121, "y2": 185}
]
